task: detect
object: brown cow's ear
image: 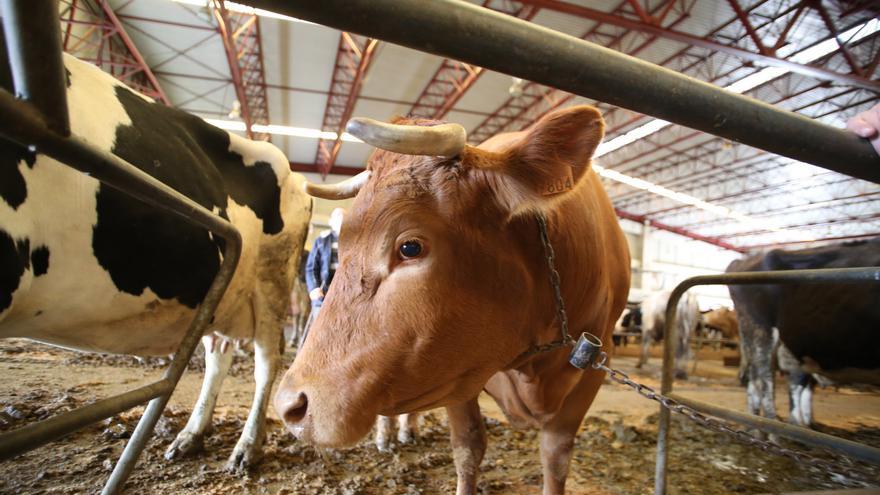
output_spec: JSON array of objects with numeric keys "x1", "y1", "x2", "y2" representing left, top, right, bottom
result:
[{"x1": 476, "y1": 105, "x2": 604, "y2": 214}]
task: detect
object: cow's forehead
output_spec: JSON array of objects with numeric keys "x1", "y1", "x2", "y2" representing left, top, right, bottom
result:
[{"x1": 365, "y1": 151, "x2": 456, "y2": 198}]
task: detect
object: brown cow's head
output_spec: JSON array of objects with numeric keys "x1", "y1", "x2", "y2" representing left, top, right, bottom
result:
[{"x1": 275, "y1": 106, "x2": 604, "y2": 447}]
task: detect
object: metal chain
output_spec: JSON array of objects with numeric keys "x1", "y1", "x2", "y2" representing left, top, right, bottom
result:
[
  {"x1": 528, "y1": 213, "x2": 874, "y2": 483},
  {"x1": 534, "y1": 213, "x2": 574, "y2": 350},
  {"x1": 590, "y1": 351, "x2": 876, "y2": 484}
]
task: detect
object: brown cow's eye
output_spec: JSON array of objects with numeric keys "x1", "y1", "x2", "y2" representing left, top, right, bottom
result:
[{"x1": 399, "y1": 240, "x2": 422, "y2": 259}]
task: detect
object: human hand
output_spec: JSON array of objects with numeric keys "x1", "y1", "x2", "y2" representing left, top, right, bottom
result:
[
  {"x1": 309, "y1": 287, "x2": 324, "y2": 301},
  {"x1": 846, "y1": 103, "x2": 880, "y2": 155}
]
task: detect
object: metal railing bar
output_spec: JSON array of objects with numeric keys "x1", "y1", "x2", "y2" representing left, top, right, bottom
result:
[
  {"x1": 0, "y1": 379, "x2": 172, "y2": 460},
  {"x1": 0, "y1": 0, "x2": 70, "y2": 135},
  {"x1": 667, "y1": 392, "x2": 880, "y2": 465},
  {"x1": 241, "y1": 0, "x2": 880, "y2": 184},
  {"x1": 0, "y1": 3, "x2": 242, "y2": 493},
  {"x1": 655, "y1": 267, "x2": 880, "y2": 494}
]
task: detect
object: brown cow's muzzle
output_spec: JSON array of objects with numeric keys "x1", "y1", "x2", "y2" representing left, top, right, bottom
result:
[
  {"x1": 273, "y1": 369, "x2": 380, "y2": 447},
  {"x1": 274, "y1": 387, "x2": 309, "y2": 438}
]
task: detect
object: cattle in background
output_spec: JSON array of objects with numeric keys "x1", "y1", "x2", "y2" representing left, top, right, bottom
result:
[
  {"x1": 274, "y1": 105, "x2": 630, "y2": 494},
  {"x1": 285, "y1": 250, "x2": 312, "y2": 347},
  {"x1": 701, "y1": 306, "x2": 738, "y2": 342},
  {"x1": 727, "y1": 238, "x2": 880, "y2": 427},
  {"x1": 0, "y1": 53, "x2": 312, "y2": 471},
  {"x1": 698, "y1": 306, "x2": 738, "y2": 351},
  {"x1": 637, "y1": 290, "x2": 701, "y2": 378},
  {"x1": 612, "y1": 305, "x2": 641, "y2": 347},
  {"x1": 375, "y1": 413, "x2": 420, "y2": 452}
]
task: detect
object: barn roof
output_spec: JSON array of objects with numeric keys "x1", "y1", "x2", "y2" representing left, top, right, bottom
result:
[{"x1": 63, "y1": 0, "x2": 880, "y2": 252}]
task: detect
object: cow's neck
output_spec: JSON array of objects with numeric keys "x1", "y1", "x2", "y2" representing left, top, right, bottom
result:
[{"x1": 497, "y1": 173, "x2": 623, "y2": 414}]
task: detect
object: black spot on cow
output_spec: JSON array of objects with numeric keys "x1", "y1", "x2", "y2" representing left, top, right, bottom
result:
[
  {"x1": 0, "y1": 230, "x2": 29, "y2": 313},
  {"x1": 0, "y1": 26, "x2": 42, "y2": 210},
  {"x1": 30, "y1": 246, "x2": 49, "y2": 276},
  {"x1": 92, "y1": 87, "x2": 284, "y2": 308},
  {"x1": 0, "y1": 26, "x2": 35, "y2": 209},
  {"x1": 0, "y1": 135, "x2": 36, "y2": 209},
  {"x1": 65, "y1": 67, "x2": 71, "y2": 88}
]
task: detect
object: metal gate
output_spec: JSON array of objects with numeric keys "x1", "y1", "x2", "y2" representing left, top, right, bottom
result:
[{"x1": 0, "y1": 2, "x2": 242, "y2": 493}]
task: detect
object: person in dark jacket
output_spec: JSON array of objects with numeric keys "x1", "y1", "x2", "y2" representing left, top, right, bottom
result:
[{"x1": 300, "y1": 207, "x2": 344, "y2": 346}]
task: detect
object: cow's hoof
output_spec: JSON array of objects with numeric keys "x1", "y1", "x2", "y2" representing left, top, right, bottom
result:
[
  {"x1": 635, "y1": 363, "x2": 644, "y2": 369},
  {"x1": 375, "y1": 441, "x2": 392, "y2": 453},
  {"x1": 164, "y1": 431, "x2": 204, "y2": 460},
  {"x1": 225, "y1": 445, "x2": 261, "y2": 473},
  {"x1": 674, "y1": 370, "x2": 688, "y2": 380}
]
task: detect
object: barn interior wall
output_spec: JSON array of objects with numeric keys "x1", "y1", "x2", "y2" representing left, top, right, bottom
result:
[{"x1": 620, "y1": 219, "x2": 739, "y2": 309}]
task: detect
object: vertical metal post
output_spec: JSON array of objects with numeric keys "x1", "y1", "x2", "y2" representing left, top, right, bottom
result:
[
  {"x1": 652, "y1": 267, "x2": 880, "y2": 493},
  {"x1": 0, "y1": 0, "x2": 70, "y2": 135},
  {"x1": 654, "y1": 283, "x2": 684, "y2": 495},
  {"x1": 102, "y1": 237, "x2": 238, "y2": 494}
]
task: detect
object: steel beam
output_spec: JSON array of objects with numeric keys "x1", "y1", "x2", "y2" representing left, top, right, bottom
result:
[
  {"x1": 241, "y1": 0, "x2": 880, "y2": 183},
  {"x1": 213, "y1": 0, "x2": 270, "y2": 140},
  {"x1": 58, "y1": 0, "x2": 169, "y2": 104},
  {"x1": 518, "y1": 0, "x2": 879, "y2": 91},
  {"x1": 468, "y1": 0, "x2": 683, "y2": 143},
  {"x1": 407, "y1": 0, "x2": 538, "y2": 120},
  {"x1": 615, "y1": 209, "x2": 746, "y2": 252},
  {"x1": 313, "y1": 32, "x2": 378, "y2": 176}
]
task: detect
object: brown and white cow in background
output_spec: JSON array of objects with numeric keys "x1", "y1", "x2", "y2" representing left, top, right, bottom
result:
[
  {"x1": 273, "y1": 105, "x2": 630, "y2": 494},
  {"x1": 700, "y1": 306, "x2": 738, "y2": 349},
  {"x1": 375, "y1": 413, "x2": 420, "y2": 452},
  {"x1": 0, "y1": 52, "x2": 312, "y2": 471},
  {"x1": 636, "y1": 290, "x2": 701, "y2": 378}
]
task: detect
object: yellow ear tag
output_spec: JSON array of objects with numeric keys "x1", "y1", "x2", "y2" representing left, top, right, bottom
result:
[{"x1": 541, "y1": 167, "x2": 574, "y2": 196}]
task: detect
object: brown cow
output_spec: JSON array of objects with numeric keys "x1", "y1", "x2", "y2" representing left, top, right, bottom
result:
[
  {"x1": 702, "y1": 306, "x2": 738, "y2": 341},
  {"x1": 274, "y1": 106, "x2": 630, "y2": 494}
]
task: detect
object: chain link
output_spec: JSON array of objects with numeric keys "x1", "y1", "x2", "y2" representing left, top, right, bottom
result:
[
  {"x1": 590, "y1": 352, "x2": 876, "y2": 484},
  {"x1": 536, "y1": 213, "x2": 574, "y2": 347}
]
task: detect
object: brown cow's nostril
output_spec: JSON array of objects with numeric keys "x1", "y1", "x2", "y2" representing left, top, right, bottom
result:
[{"x1": 281, "y1": 392, "x2": 308, "y2": 425}]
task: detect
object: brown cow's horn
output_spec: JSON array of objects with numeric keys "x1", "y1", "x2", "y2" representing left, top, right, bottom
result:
[
  {"x1": 303, "y1": 170, "x2": 371, "y2": 200},
  {"x1": 346, "y1": 117, "x2": 466, "y2": 157}
]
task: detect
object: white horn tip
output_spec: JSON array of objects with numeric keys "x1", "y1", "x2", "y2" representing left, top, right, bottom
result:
[{"x1": 346, "y1": 117, "x2": 374, "y2": 138}]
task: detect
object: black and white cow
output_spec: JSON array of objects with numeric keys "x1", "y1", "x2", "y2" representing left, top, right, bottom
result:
[
  {"x1": 727, "y1": 238, "x2": 880, "y2": 428},
  {"x1": 636, "y1": 290, "x2": 700, "y2": 378},
  {"x1": 0, "y1": 52, "x2": 312, "y2": 470}
]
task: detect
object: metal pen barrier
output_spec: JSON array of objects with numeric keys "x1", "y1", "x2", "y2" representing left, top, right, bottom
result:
[
  {"x1": 654, "y1": 267, "x2": 880, "y2": 495},
  {"x1": 0, "y1": 1, "x2": 242, "y2": 493},
  {"x1": 242, "y1": 0, "x2": 880, "y2": 184}
]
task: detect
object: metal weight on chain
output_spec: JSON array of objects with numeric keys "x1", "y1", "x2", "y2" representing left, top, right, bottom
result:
[{"x1": 568, "y1": 332, "x2": 603, "y2": 369}]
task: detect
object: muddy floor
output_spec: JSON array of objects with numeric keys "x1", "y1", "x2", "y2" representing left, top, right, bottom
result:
[{"x1": 0, "y1": 339, "x2": 878, "y2": 494}]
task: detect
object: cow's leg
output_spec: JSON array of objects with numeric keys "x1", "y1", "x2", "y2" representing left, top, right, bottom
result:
[
  {"x1": 787, "y1": 371, "x2": 814, "y2": 427},
  {"x1": 799, "y1": 380, "x2": 814, "y2": 427},
  {"x1": 636, "y1": 330, "x2": 650, "y2": 368},
  {"x1": 540, "y1": 368, "x2": 604, "y2": 495},
  {"x1": 742, "y1": 323, "x2": 776, "y2": 439},
  {"x1": 165, "y1": 334, "x2": 233, "y2": 459},
  {"x1": 397, "y1": 412, "x2": 419, "y2": 444},
  {"x1": 227, "y1": 312, "x2": 282, "y2": 472},
  {"x1": 375, "y1": 416, "x2": 393, "y2": 452},
  {"x1": 674, "y1": 331, "x2": 690, "y2": 380},
  {"x1": 447, "y1": 397, "x2": 486, "y2": 495}
]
